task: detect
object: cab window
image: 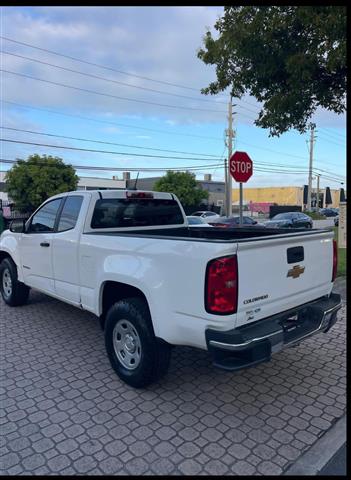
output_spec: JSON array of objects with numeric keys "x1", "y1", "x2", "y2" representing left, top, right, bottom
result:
[
  {"x1": 57, "y1": 196, "x2": 84, "y2": 232},
  {"x1": 28, "y1": 199, "x2": 62, "y2": 233}
]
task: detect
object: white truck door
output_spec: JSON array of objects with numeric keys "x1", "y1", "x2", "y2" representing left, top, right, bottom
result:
[
  {"x1": 21, "y1": 197, "x2": 63, "y2": 294},
  {"x1": 52, "y1": 195, "x2": 85, "y2": 304}
]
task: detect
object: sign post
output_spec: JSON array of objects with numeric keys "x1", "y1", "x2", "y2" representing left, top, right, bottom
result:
[
  {"x1": 229, "y1": 151, "x2": 253, "y2": 225},
  {"x1": 338, "y1": 202, "x2": 347, "y2": 248}
]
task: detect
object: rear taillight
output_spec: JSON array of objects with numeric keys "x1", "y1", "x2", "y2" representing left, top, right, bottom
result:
[
  {"x1": 332, "y1": 239, "x2": 338, "y2": 282},
  {"x1": 205, "y1": 256, "x2": 238, "y2": 314}
]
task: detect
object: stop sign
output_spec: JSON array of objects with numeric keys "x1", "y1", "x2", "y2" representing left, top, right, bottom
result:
[{"x1": 230, "y1": 151, "x2": 253, "y2": 183}]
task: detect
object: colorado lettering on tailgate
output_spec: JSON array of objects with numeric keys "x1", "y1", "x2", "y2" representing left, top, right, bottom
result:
[{"x1": 243, "y1": 294, "x2": 269, "y2": 305}]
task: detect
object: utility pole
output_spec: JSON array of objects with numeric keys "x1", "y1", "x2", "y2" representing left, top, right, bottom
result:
[
  {"x1": 223, "y1": 157, "x2": 228, "y2": 216},
  {"x1": 226, "y1": 95, "x2": 234, "y2": 217},
  {"x1": 316, "y1": 173, "x2": 321, "y2": 213},
  {"x1": 307, "y1": 125, "x2": 315, "y2": 211}
]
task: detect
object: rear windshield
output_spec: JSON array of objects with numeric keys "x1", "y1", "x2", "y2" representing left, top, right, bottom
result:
[{"x1": 91, "y1": 198, "x2": 184, "y2": 228}]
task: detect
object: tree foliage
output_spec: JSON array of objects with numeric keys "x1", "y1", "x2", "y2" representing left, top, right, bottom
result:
[
  {"x1": 198, "y1": 6, "x2": 346, "y2": 136},
  {"x1": 153, "y1": 171, "x2": 209, "y2": 206},
  {"x1": 5, "y1": 154, "x2": 78, "y2": 212}
]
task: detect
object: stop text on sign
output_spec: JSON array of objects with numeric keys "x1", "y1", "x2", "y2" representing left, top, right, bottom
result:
[{"x1": 230, "y1": 161, "x2": 252, "y2": 174}]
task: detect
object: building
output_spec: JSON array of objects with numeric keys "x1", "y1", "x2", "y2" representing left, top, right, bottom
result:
[
  {"x1": 0, "y1": 172, "x2": 7, "y2": 201},
  {"x1": 231, "y1": 186, "x2": 342, "y2": 209},
  {"x1": 125, "y1": 173, "x2": 225, "y2": 208},
  {"x1": 1, "y1": 168, "x2": 343, "y2": 210},
  {"x1": 77, "y1": 176, "x2": 126, "y2": 191}
]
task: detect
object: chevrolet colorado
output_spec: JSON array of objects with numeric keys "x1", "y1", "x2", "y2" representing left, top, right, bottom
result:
[{"x1": 0, "y1": 190, "x2": 341, "y2": 387}]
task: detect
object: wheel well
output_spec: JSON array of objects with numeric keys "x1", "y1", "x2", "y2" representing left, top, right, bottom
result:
[
  {"x1": 0, "y1": 251, "x2": 12, "y2": 264},
  {"x1": 100, "y1": 281, "x2": 149, "y2": 330}
]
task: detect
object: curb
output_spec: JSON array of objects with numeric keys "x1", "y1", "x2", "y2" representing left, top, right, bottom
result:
[{"x1": 283, "y1": 415, "x2": 346, "y2": 475}]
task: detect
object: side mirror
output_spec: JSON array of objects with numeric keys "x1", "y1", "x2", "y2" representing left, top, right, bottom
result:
[
  {"x1": 9, "y1": 219, "x2": 26, "y2": 233},
  {"x1": 252, "y1": 220, "x2": 257, "y2": 224}
]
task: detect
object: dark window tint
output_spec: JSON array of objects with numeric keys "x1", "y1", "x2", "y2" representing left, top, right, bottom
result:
[
  {"x1": 187, "y1": 217, "x2": 204, "y2": 225},
  {"x1": 30, "y1": 199, "x2": 62, "y2": 233},
  {"x1": 91, "y1": 198, "x2": 184, "y2": 228},
  {"x1": 58, "y1": 196, "x2": 84, "y2": 232}
]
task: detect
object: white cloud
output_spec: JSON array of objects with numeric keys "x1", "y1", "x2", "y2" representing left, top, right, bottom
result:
[
  {"x1": 2, "y1": 6, "x2": 345, "y2": 130},
  {"x1": 2, "y1": 6, "x2": 227, "y2": 125},
  {"x1": 101, "y1": 126, "x2": 123, "y2": 134}
]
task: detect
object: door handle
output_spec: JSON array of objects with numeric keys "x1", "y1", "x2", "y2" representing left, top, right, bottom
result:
[{"x1": 40, "y1": 242, "x2": 50, "y2": 247}]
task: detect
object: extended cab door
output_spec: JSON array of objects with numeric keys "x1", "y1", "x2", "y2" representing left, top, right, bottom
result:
[
  {"x1": 52, "y1": 194, "x2": 85, "y2": 304},
  {"x1": 21, "y1": 197, "x2": 63, "y2": 294}
]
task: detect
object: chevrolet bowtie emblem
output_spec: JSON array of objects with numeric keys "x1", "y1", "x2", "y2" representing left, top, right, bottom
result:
[{"x1": 287, "y1": 265, "x2": 305, "y2": 279}]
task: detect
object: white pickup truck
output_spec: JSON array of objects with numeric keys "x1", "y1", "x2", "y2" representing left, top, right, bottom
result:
[{"x1": 0, "y1": 190, "x2": 341, "y2": 387}]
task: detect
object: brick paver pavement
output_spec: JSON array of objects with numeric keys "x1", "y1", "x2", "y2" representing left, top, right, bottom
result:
[{"x1": 0, "y1": 291, "x2": 346, "y2": 475}]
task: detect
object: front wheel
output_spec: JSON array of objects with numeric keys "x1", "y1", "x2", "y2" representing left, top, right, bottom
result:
[
  {"x1": 0, "y1": 257, "x2": 30, "y2": 306},
  {"x1": 105, "y1": 297, "x2": 171, "y2": 388}
]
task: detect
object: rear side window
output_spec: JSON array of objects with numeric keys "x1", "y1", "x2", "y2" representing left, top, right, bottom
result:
[
  {"x1": 58, "y1": 196, "x2": 84, "y2": 232},
  {"x1": 91, "y1": 198, "x2": 184, "y2": 228}
]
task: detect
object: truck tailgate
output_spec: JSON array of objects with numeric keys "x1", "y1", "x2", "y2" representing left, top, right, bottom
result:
[{"x1": 235, "y1": 230, "x2": 334, "y2": 328}]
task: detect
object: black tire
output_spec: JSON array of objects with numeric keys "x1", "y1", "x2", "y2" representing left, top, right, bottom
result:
[
  {"x1": 0, "y1": 257, "x2": 30, "y2": 306},
  {"x1": 105, "y1": 297, "x2": 171, "y2": 388}
]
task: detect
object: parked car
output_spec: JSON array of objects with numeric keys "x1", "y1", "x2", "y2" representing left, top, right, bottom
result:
[
  {"x1": 186, "y1": 216, "x2": 213, "y2": 227},
  {"x1": 0, "y1": 190, "x2": 341, "y2": 387},
  {"x1": 191, "y1": 210, "x2": 220, "y2": 220},
  {"x1": 208, "y1": 216, "x2": 263, "y2": 228},
  {"x1": 334, "y1": 216, "x2": 339, "y2": 227},
  {"x1": 320, "y1": 208, "x2": 338, "y2": 217},
  {"x1": 265, "y1": 212, "x2": 313, "y2": 229}
]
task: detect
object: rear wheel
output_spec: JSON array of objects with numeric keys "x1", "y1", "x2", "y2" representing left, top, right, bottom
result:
[
  {"x1": 105, "y1": 297, "x2": 171, "y2": 388},
  {"x1": 0, "y1": 257, "x2": 30, "y2": 306}
]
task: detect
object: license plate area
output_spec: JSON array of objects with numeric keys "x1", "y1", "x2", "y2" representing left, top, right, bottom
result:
[{"x1": 279, "y1": 307, "x2": 317, "y2": 343}]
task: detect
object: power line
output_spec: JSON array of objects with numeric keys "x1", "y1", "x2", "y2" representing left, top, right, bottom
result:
[
  {"x1": 313, "y1": 167, "x2": 345, "y2": 180},
  {"x1": 0, "y1": 158, "x2": 223, "y2": 172},
  {"x1": 2, "y1": 50, "x2": 232, "y2": 106},
  {"x1": 0, "y1": 138, "x2": 225, "y2": 161},
  {"x1": 318, "y1": 127, "x2": 346, "y2": 140},
  {"x1": 1, "y1": 35, "x2": 210, "y2": 93},
  {"x1": 1, "y1": 35, "x2": 261, "y2": 112},
  {"x1": 0, "y1": 132, "x2": 314, "y2": 170},
  {"x1": 3, "y1": 100, "x2": 224, "y2": 142},
  {"x1": 315, "y1": 134, "x2": 346, "y2": 148},
  {"x1": 0, "y1": 99, "x2": 320, "y2": 162},
  {"x1": 3, "y1": 100, "x2": 345, "y2": 175},
  {"x1": 1, "y1": 69, "x2": 226, "y2": 114},
  {"x1": 3, "y1": 129, "x2": 345, "y2": 179},
  {"x1": 0, "y1": 157, "x2": 315, "y2": 176},
  {"x1": 0, "y1": 157, "x2": 344, "y2": 182},
  {"x1": 1, "y1": 126, "x2": 222, "y2": 158}
]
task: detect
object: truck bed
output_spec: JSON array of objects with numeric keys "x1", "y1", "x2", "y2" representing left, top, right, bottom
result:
[{"x1": 85, "y1": 225, "x2": 331, "y2": 243}]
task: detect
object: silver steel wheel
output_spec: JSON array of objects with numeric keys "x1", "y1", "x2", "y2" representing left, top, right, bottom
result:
[
  {"x1": 113, "y1": 319, "x2": 142, "y2": 370},
  {"x1": 2, "y1": 268, "x2": 12, "y2": 299}
]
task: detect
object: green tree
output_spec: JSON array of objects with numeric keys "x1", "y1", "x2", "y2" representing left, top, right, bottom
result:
[
  {"x1": 198, "y1": 6, "x2": 346, "y2": 136},
  {"x1": 5, "y1": 154, "x2": 78, "y2": 212},
  {"x1": 154, "y1": 171, "x2": 209, "y2": 206}
]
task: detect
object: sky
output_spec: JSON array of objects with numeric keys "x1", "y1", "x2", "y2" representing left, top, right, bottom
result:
[{"x1": 0, "y1": 6, "x2": 347, "y2": 191}]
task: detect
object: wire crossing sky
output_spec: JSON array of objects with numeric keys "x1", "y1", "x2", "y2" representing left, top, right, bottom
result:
[{"x1": 1, "y1": 6, "x2": 346, "y2": 189}]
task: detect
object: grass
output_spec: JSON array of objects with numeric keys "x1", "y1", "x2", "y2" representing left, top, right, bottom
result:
[
  {"x1": 305, "y1": 210, "x2": 326, "y2": 220},
  {"x1": 333, "y1": 227, "x2": 347, "y2": 277}
]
